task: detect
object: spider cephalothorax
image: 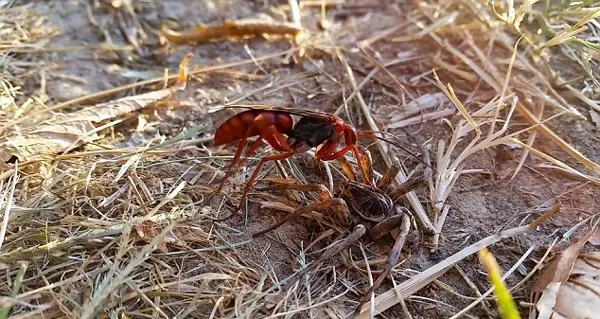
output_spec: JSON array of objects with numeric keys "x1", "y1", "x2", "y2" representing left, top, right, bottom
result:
[{"x1": 336, "y1": 180, "x2": 396, "y2": 223}]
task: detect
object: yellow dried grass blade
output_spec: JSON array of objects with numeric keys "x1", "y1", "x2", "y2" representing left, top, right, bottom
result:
[
  {"x1": 489, "y1": 37, "x2": 522, "y2": 140},
  {"x1": 513, "y1": 0, "x2": 539, "y2": 29},
  {"x1": 516, "y1": 104, "x2": 600, "y2": 175},
  {"x1": 510, "y1": 138, "x2": 600, "y2": 184},
  {"x1": 512, "y1": 98, "x2": 544, "y2": 179},
  {"x1": 543, "y1": 7, "x2": 600, "y2": 48},
  {"x1": 433, "y1": 70, "x2": 481, "y2": 136},
  {"x1": 505, "y1": 0, "x2": 515, "y2": 23},
  {"x1": 478, "y1": 248, "x2": 521, "y2": 319}
]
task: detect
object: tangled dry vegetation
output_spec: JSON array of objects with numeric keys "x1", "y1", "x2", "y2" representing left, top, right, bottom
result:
[{"x1": 0, "y1": 0, "x2": 599, "y2": 318}]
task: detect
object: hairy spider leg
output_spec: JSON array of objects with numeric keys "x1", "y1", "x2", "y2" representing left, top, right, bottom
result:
[
  {"x1": 376, "y1": 157, "x2": 402, "y2": 192},
  {"x1": 253, "y1": 180, "x2": 332, "y2": 200},
  {"x1": 369, "y1": 213, "x2": 405, "y2": 241},
  {"x1": 214, "y1": 129, "x2": 252, "y2": 194},
  {"x1": 281, "y1": 224, "x2": 367, "y2": 293},
  {"x1": 352, "y1": 215, "x2": 411, "y2": 318},
  {"x1": 252, "y1": 197, "x2": 347, "y2": 237}
]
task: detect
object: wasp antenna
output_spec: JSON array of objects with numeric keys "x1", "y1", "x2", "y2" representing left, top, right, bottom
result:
[
  {"x1": 362, "y1": 130, "x2": 417, "y2": 144},
  {"x1": 358, "y1": 132, "x2": 434, "y2": 171}
]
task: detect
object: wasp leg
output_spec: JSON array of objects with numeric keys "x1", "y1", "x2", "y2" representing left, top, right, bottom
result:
[
  {"x1": 352, "y1": 214, "x2": 411, "y2": 318},
  {"x1": 314, "y1": 139, "x2": 339, "y2": 158},
  {"x1": 318, "y1": 144, "x2": 372, "y2": 186},
  {"x1": 245, "y1": 127, "x2": 291, "y2": 158},
  {"x1": 263, "y1": 127, "x2": 292, "y2": 152},
  {"x1": 253, "y1": 112, "x2": 293, "y2": 152},
  {"x1": 214, "y1": 149, "x2": 297, "y2": 221},
  {"x1": 252, "y1": 197, "x2": 347, "y2": 237},
  {"x1": 238, "y1": 150, "x2": 296, "y2": 211},
  {"x1": 238, "y1": 121, "x2": 296, "y2": 195},
  {"x1": 317, "y1": 143, "x2": 352, "y2": 161},
  {"x1": 214, "y1": 134, "x2": 252, "y2": 195}
]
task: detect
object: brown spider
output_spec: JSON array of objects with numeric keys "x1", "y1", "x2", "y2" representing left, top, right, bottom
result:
[{"x1": 251, "y1": 154, "x2": 427, "y2": 316}]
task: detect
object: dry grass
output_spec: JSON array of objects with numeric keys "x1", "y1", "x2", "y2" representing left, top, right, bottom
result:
[{"x1": 1, "y1": 0, "x2": 599, "y2": 318}]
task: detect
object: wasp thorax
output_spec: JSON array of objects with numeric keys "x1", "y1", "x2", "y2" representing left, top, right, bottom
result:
[{"x1": 288, "y1": 116, "x2": 334, "y2": 149}]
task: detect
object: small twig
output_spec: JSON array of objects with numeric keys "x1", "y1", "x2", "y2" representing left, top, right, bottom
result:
[
  {"x1": 430, "y1": 205, "x2": 450, "y2": 252},
  {"x1": 0, "y1": 163, "x2": 18, "y2": 251},
  {"x1": 162, "y1": 20, "x2": 301, "y2": 44},
  {"x1": 454, "y1": 264, "x2": 492, "y2": 312},
  {"x1": 358, "y1": 243, "x2": 375, "y2": 319},
  {"x1": 351, "y1": 215, "x2": 411, "y2": 318},
  {"x1": 289, "y1": 0, "x2": 301, "y2": 27}
]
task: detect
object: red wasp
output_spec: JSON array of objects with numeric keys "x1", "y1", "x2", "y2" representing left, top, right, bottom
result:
[{"x1": 212, "y1": 104, "x2": 411, "y2": 209}]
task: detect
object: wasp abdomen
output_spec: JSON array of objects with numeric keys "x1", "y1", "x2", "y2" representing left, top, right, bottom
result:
[{"x1": 214, "y1": 110, "x2": 294, "y2": 146}]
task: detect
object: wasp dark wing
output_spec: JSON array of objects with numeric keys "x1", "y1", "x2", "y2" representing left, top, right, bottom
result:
[{"x1": 222, "y1": 104, "x2": 332, "y2": 120}]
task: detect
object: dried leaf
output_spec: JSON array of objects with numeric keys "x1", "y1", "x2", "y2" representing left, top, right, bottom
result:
[
  {"x1": 533, "y1": 231, "x2": 595, "y2": 292},
  {"x1": 589, "y1": 228, "x2": 600, "y2": 246},
  {"x1": 0, "y1": 53, "x2": 192, "y2": 163},
  {"x1": 162, "y1": 19, "x2": 301, "y2": 44},
  {"x1": 66, "y1": 53, "x2": 191, "y2": 123},
  {"x1": 0, "y1": 119, "x2": 97, "y2": 163},
  {"x1": 134, "y1": 220, "x2": 168, "y2": 253},
  {"x1": 134, "y1": 220, "x2": 154, "y2": 239},
  {"x1": 536, "y1": 252, "x2": 600, "y2": 319},
  {"x1": 534, "y1": 230, "x2": 597, "y2": 319}
]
